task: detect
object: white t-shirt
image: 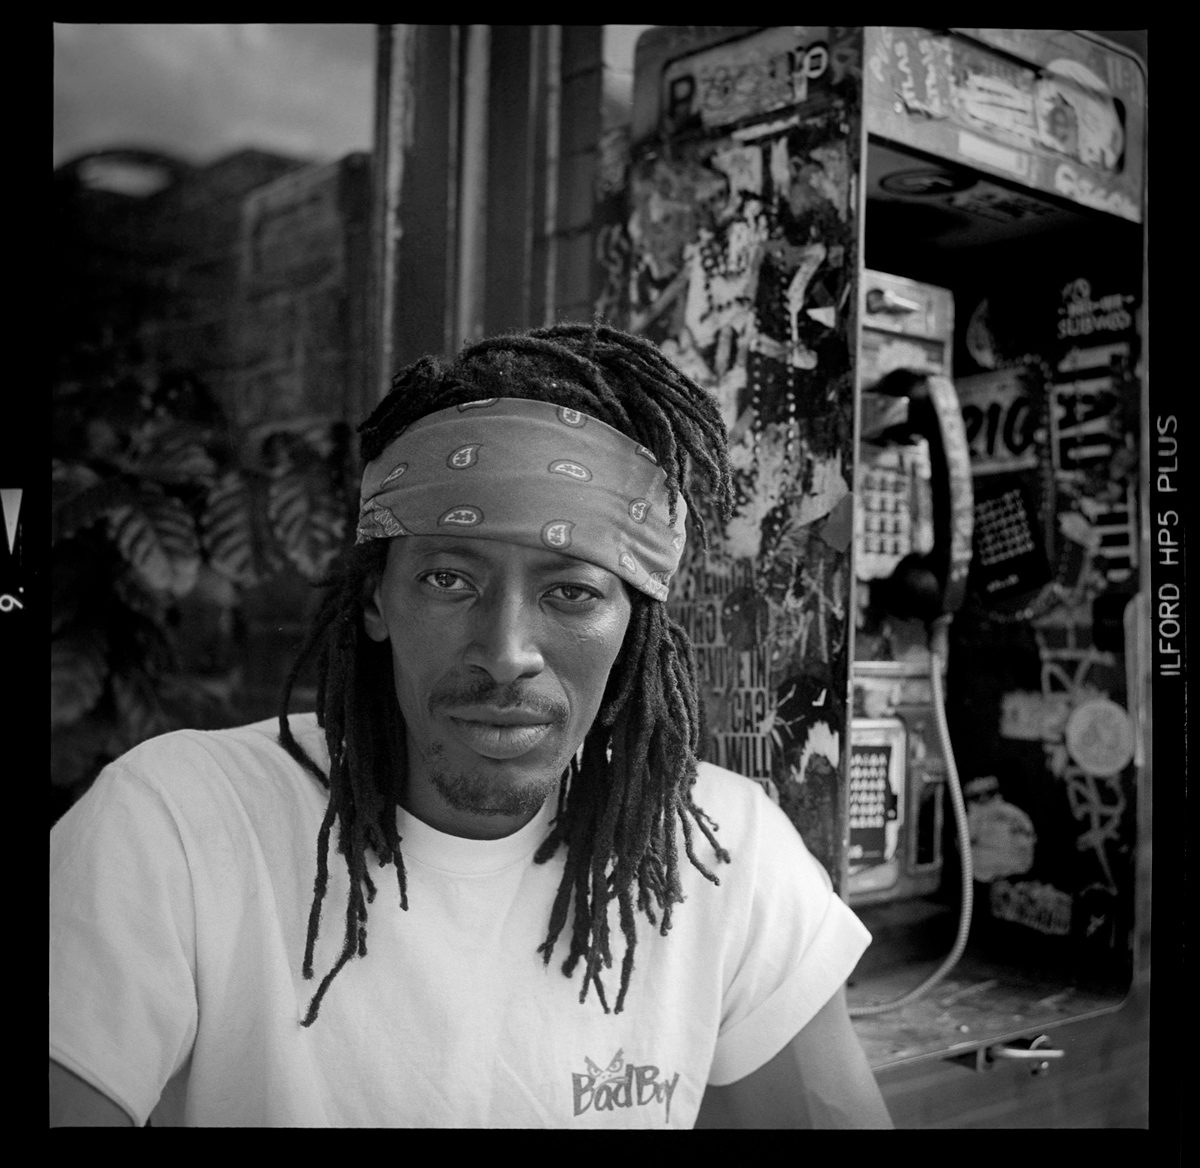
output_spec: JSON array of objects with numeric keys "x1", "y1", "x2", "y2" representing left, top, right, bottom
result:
[{"x1": 50, "y1": 714, "x2": 870, "y2": 1128}]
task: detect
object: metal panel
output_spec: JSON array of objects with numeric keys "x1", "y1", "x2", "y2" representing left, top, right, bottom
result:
[
  {"x1": 864, "y1": 28, "x2": 1145, "y2": 224},
  {"x1": 623, "y1": 26, "x2": 865, "y2": 886}
]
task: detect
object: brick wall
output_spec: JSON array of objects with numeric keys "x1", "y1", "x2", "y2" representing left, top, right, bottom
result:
[
  {"x1": 232, "y1": 152, "x2": 372, "y2": 432},
  {"x1": 136, "y1": 150, "x2": 310, "y2": 406}
]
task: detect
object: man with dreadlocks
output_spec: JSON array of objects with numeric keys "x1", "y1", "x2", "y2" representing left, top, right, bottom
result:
[{"x1": 51, "y1": 323, "x2": 889, "y2": 1129}]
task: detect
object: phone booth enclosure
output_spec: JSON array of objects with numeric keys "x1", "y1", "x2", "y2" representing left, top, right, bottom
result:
[
  {"x1": 623, "y1": 26, "x2": 1146, "y2": 1071},
  {"x1": 625, "y1": 26, "x2": 866, "y2": 888},
  {"x1": 860, "y1": 26, "x2": 1145, "y2": 999}
]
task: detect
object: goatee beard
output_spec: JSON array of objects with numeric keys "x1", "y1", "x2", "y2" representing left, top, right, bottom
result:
[{"x1": 425, "y1": 751, "x2": 562, "y2": 819}]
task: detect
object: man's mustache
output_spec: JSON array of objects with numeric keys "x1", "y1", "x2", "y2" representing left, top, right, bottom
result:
[{"x1": 427, "y1": 676, "x2": 569, "y2": 724}]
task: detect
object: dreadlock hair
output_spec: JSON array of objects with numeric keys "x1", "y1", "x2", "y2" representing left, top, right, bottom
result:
[{"x1": 278, "y1": 321, "x2": 735, "y2": 1026}]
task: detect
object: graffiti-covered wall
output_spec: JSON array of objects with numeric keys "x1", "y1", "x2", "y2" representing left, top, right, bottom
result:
[{"x1": 617, "y1": 27, "x2": 865, "y2": 881}]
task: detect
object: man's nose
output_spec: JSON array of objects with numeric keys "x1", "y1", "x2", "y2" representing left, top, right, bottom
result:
[{"x1": 464, "y1": 591, "x2": 546, "y2": 683}]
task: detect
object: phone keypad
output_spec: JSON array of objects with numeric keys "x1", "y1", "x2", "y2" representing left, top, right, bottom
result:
[{"x1": 856, "y1": 466, "x2": 913, "y2": 579}]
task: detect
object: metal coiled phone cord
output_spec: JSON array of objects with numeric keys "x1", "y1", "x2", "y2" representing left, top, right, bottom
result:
[{"x1": 849, "y1": 616, "x2": 975, "y2": 1016}]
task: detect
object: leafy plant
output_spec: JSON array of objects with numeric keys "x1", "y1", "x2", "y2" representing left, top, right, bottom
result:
[{"x1": 50, "y1": 367, "x2": 351, "y2": 808}]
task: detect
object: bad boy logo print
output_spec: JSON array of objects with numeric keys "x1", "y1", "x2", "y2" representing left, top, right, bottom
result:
[
  {"x1": 628, "y1": 498, "x2": 650, "y2": 524},
  {"x1": 571, "y1": 1048, "x2": 680, "y2": 1123},
  {"x1": 557, "y1": 407, "x2": 587, "y2": 428}
]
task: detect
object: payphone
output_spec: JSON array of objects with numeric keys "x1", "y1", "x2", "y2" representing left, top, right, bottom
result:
[
  {"x1": 849, "y1": 274, "x2": 973, "y2": 910},
  {"x1": 845, "y1": 272, "x2": 982, "y2": 1011},
  {"x1": 622, "y1": 26, "x2": 1146, "y2": 1067}
]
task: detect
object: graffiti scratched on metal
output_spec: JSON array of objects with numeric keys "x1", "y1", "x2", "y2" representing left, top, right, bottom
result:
[{"x1": 621, "y1": 27, "x2": 864, "y2": 874}]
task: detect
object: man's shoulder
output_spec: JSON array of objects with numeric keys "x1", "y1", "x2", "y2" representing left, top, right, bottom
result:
[
  {"x1": 690, "y1": 760, "x2": 820, "y2": 866},
  {"x1": 688, "y1": 760, "x2": 781, "y2": 848},
  {"x1": 693, "y1": 759, "x2": 773, "y2": 811},
  {"x1": 104, "y1": 712, "x2": 326, "y2": 800},
  {"x1": 119, "y1": 713, "x2": 312, "y2": 762}
]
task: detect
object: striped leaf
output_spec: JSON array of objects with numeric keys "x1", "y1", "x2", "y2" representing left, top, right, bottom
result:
[
  {"x1": 51, "y1": 634, "x2": 109, "y2": 728},
  {"x1": 53, "y1": 471, "x2": 141, "y2": 545},
  {"x1": 54, "y1": 461, "x2": 106, "y2": 542},
  {"x1": 107, "y1": 486, "x2": 201, "y2": 597},
  {"x1": 266, "y1": 468, "x2": 346, "y2": 581},
  {"x1": 249, "y1": 415, "x2": 343, "y2": 463},
  {"x1": 200, "y1": 470, "x2": 281, "y2": 587},
  {"x1": 112, "y1": 570, "x2": 173, "y2": 640},
  {"x1": 127, "y1": 421, "x2": 218, "y2": 486},
  {"x1": 52, "y1": 460, "x2": 100, "y2": 496}
]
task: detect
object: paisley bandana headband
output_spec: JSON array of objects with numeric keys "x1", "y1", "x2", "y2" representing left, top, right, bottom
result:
[{"x1": 356, "y1": 397, "x2": 688, "y2": 601}]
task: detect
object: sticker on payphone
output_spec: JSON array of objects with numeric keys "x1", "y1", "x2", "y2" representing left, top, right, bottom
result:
[
  {"x1": 957, "y1": 367, "x2": 1041, "y2": 477},
  {"x1": 848, "y1": 718, "x2": 906, "y2": 894},
  {"x1": 659, "y1": 26, "x2": 831, "y2": 134},
  {"x1": 970, "y1": 475, "x2": 1051, "y2": 603}
]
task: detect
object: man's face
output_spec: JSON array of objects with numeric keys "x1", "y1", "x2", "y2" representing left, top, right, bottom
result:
[{"x1": 364, "y1": 536, "x2": 632, "y2": 838}]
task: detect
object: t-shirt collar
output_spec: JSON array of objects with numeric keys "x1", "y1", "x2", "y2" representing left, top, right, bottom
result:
[{"x1": 394, "y1": 795, "x2": 558, "y2": 875}]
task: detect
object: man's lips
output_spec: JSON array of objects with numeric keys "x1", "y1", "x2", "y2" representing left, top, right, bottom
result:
[
  {"x1": 441, "y1": 706, "x2": 559, "y2": 759},
  {"x1": 444, "y1": 705, "x2": 555, "y2": 727}
]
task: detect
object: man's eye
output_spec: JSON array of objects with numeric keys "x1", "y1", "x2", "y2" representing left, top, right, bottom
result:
[
  {"x1": 548, "y1": 583, "x2": 599, "y2": 604},
  {"x1": 421, "y1": 570, "x2": 471, "y2": 592}
]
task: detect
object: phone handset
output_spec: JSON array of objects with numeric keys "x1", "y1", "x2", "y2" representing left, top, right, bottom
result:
[{"x1": 867, "y1": 369, "x2": 974, "y2": 626}]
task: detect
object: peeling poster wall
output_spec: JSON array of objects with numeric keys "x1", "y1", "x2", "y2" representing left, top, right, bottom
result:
[{"x1": 616, "y1": 28, "x2": 864, "y2": 881}]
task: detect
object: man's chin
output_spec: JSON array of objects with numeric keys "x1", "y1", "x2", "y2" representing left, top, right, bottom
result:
[{"x1": 428, "y1": 764, "x2": 560, "y2": 819}]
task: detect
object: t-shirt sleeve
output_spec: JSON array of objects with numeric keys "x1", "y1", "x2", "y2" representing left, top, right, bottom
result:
[
  {"x1": 708, "y1": 788, "x2": 871, "y2": 1086},
  {"x1": 50, "y1": 761, "x2": 200, "y2": 1126}
]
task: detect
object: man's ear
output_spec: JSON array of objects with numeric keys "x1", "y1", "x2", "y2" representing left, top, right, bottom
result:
[{"x1": 361, "y1": 574, "x2": 390, "y2": 643}]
